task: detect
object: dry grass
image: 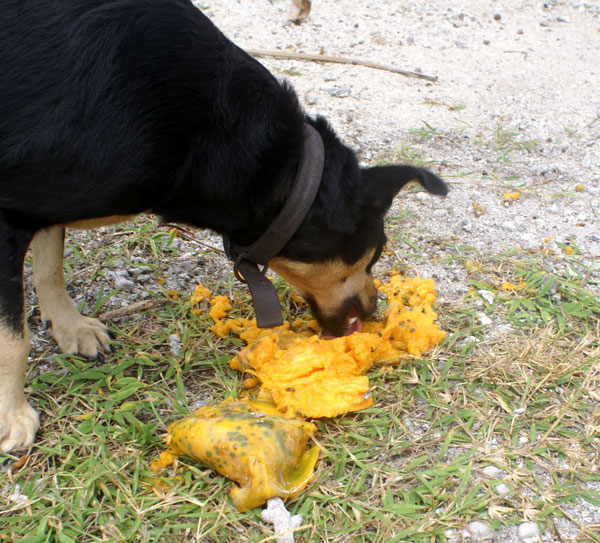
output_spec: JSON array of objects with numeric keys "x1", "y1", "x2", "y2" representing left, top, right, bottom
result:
[{"x1": 1, "y1": 218, "x2": 599, "y2": 543}]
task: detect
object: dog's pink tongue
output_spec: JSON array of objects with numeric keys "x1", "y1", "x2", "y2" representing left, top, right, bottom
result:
[
  {"x1": 344, "y1": 314, "x2": 362, "y2": 335},
  {"x1": 322, "y1": 312, "x2": 362, "y2": 339}
]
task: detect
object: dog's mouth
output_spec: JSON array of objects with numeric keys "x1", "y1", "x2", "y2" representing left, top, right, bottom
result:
[
  {"x1": 322, "y1": 307, "x2": 363, "y2": 339},
  {"x1": 343, "y1": 308, "x2": 363, "y2": 335}
]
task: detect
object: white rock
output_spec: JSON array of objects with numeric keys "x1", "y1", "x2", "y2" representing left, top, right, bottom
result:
[
  {"x1": 262, "y1": 498, "x2": 303, "y2": 543},
  {"x1": 518, "y1": 521, "x2": 541, "y2": 542},
  {"x1": 169, "y1": 334, "x2": 181, "y2": 356},
  {"x1": 477, "y1": 312, "x2": 492, "y2": 326},
  {"x1": 482, "y1": 465, "x2": 503, "y2": 478},
  {"x1": 495, "y1": 483, "x2": 510, "y2": 496},
  {"x1": 467, "y1": 521, "x2": 493, "y2": 540},
  {"x1": 8, "y1": 484, "x2": 28, "y2": 504},
  {"x1": 478, "y1": 290, "x2": 495, "y2": 304}
]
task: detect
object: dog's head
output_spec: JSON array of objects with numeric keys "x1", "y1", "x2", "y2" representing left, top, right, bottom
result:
[{"x1": 269, "y1": 118, "x2": 447, "y2": 337}]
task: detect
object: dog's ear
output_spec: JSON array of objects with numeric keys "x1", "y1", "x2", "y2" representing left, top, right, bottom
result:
[{"x1": 361, "y1": 165, "x2": 447, "y2": 216}]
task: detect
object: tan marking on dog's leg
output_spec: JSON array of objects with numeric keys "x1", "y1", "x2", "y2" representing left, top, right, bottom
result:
[
  {"x1": 0, "y1": 325, "x2": 39, "y2": 452},
  {"x1": 66, "y1": 214, "x2": 137, "y2": 229},
  {"x1": 31, "y1": 226, "x2": 110, "y2": 357}
]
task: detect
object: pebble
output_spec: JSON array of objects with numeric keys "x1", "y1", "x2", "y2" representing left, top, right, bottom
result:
[
  {"x1": 495, "y1": 482, "x2": 510, "y2": 496},
  {"x1": 502, "y1": 221, "x2": 517, "y2": 232},
  {"x1": 128, "y1": 266, "x2": 153, "y2": 276},
  {"x1": 444, "y1": 529, "x2": 460, "y2": 543},
  {"x1": 518, "y1": 521, "x2": 541, "y2": 542},
  {"x1": 477, "y1": 312, "x2": 492, "y2": 326},
  {"x1": 466, "y1": 521, "x2": 493, "y2": 540},
  {"x1": 114, "y1": 276, "x2": 136, "y2": 289},
  {"x1": 482, "y1": 465, "x2": 503, "y2": 478},
  {"x1": 304, "y1": 90, "x2": 318, "y2": 105},
  {"x1": 478, "y1": 290, "x2": 495, "y2": 304},
  {"x1": 322, "y1": 87, "x2": 351, "y2": 98},
  {"x1": 169, "y1": 334, "x2": 181, "y2": 356},
  {"x1": 262, "y1": 498, "x2": 303, "y2": 543}
]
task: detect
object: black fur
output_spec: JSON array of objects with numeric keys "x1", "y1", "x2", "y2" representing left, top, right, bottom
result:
[{"x1": 0, "y1": 0, "x2": 446, "y2": 334}]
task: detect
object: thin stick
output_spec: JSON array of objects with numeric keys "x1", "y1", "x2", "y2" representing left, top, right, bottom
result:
[
  {"x1": 98, "y1": 298, "x2": 169, "y2": 322},
  {"x1": 246, "y1": 49, "x2": 438, "y2": 82}
]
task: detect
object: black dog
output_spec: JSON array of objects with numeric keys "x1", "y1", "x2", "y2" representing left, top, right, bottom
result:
[{"x1": 0, "y1": 0, "x2": 447, "y2": 453}]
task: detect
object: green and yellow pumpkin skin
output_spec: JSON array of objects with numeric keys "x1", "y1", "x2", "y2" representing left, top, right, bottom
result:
[{"x1": 165, "y1": 399, "x2": 319, "y2": 512}]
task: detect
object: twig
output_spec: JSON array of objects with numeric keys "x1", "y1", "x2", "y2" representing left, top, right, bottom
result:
[
  {"x1": 98, "y1": 298, "x2": 169, "y2": 322},
  {"x1": 246, "y1": 49, "x2": 438, "y2": 82}
]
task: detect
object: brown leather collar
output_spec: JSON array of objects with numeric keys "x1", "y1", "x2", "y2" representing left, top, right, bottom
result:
[{"x1": 223, "y1": 123, "x2": 324, "y2": 327}]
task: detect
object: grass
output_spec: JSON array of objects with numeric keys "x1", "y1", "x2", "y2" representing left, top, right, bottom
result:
[
  {"x1": 2, "y1": 133, "x2": 600, "y2": 542},
  {"x1": 2, "y1": 222, "x2": 598, "y2": 542}
]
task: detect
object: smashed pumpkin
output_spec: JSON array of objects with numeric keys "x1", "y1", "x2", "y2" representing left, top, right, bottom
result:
[
  {"x1": 217, "y1": 275, "x2": 446, "y2": 418},
  {"x1": 152, "y1": 398, "x2": 319, "y2": 512}
]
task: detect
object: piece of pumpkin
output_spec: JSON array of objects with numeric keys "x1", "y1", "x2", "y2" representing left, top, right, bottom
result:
[
  {"x1": 162, "y1": 399, "x2": 319, "y2": 512},
  {"x1": 215, "y1": 275, "x2": 446, "y2": 418}
]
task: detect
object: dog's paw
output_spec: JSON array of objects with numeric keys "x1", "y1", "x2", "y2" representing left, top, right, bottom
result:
[
  {"x1": 49, "y1": 314, "x2": 111, "y2": 357},
  {"x1": 0, "y1": 401, "x2": 40, "y2": 453}
]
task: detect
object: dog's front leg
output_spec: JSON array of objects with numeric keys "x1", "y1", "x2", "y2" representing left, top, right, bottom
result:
[
  {"x1": 31, "y1": 226, "x2": 111, "y2": 357},
  {"x1": 0, "y1": 222, "x2": 39, "y2": 453}
]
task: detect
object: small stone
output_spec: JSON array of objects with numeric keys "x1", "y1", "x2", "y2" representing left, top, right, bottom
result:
[
  {"x1": 502, "y1": 221, "x2": 517, "y2": 232},
  {"x1": 114, "y1": 276, "x2": 136, "y2": 289},
  {"x1": 304, "y1": 90, "x2": 317, "y2": 105},
  {"x1": 262, "y1": 498, "x2": 303, "y2": 543},
  {"x1": 128, "y1": 266, "x2": 153, "y2": 276},
  {"x1": 482, "y1": 465, "x2": 503, "y2": 478},
  {"x1": 467, "y1": 521, "x2": 492, "y2": 540},
  {"x1": 169, "y1": 334, "x2": 181, "y2": 356},
  {"x1": 495, "y1": 482, "x2": 510, "y2": 496},
  {"x1": 478, "y1": 290, "x2": 495, "y2": 304},
  {"x1": 518, "y1": 521, "x2": 541, "y2": 543},
  {"x1": 7, "y1": 484, "x2": 28, "y2": 504},
  {"x1": 477, "y1": 312, "x2": 492, "y2": 326}
]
